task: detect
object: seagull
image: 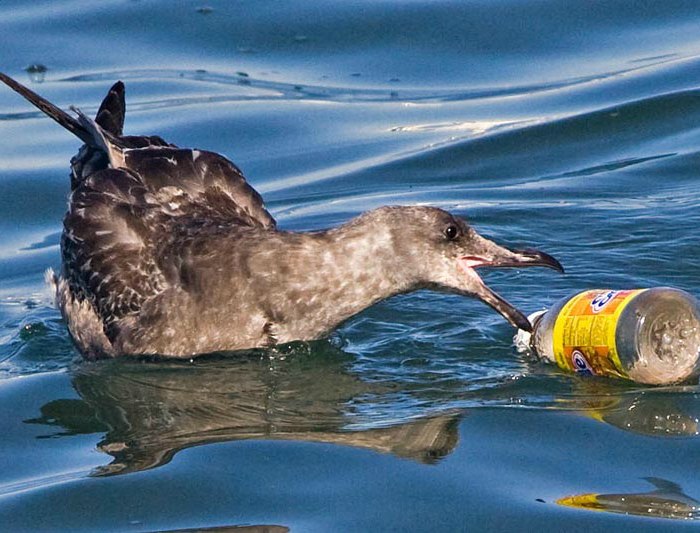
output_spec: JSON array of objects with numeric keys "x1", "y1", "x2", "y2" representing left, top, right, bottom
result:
[{"x1": 0, "y1": 73, "x2": 563, "y2": 359}]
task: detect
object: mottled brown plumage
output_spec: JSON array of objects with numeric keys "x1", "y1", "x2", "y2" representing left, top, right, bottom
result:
[{"x1": 0, "y1": 73, "x2": 563, "y2": 359}]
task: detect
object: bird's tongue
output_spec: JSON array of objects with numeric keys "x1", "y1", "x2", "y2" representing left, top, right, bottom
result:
[{"x1": 459, "y1": 257, "x2": 487, "y2": 269}]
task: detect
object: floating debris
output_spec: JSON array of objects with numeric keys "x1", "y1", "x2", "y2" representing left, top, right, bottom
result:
[
  {"x1": 196, "y1": 6, "x2": 213, "y2": 14},
  {"x1": 293, "y1": 34, "x2": 309, "y2": 43},
  {"x1": 25, "y1": 63, "x2": 47, "y2": 83},
  {"x1": 236, "y1": 71, "x2": 251, "y2": 85},
  {"x1": 24, "y1": 299, "x2": 39, "y2": 310}
]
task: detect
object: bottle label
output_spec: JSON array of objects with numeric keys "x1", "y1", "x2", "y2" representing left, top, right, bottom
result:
[{"x1": 552, "y1": 289, "x2": 646, "y2": 378}]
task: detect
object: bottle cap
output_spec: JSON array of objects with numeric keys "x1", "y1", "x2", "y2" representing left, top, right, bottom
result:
[{"x1": 513, "y1": 310, "x2": 546, "y2": 353}]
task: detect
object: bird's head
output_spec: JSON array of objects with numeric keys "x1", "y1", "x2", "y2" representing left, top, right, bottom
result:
[{"x1": 360, "y1": 206, "x2": 564, "y2": 332}]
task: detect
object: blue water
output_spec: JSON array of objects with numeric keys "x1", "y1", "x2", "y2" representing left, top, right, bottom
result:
[{"x1": 2, "y1": 1, "x2": 700, "y2": 530}]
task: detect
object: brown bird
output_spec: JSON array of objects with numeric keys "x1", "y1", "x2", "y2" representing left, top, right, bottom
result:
[{"x1": 0, "y1": 73, "x2": 563, "y2": 359}]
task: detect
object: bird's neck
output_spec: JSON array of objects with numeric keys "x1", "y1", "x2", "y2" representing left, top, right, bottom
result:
[{"x1": 259, "y1": 220, "x2": 417, "y2": 343}]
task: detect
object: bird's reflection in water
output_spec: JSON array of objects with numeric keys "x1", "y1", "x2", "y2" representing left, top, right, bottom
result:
[
  {"x1": 26, "y1": 342, "x2": 460, "y2": 476},
  {"x1": 557, "y1": 477, "x2": 700, "y2": 520},
  {"x1": 26, "y1": 342, "x2": 700, "y2": 478}
]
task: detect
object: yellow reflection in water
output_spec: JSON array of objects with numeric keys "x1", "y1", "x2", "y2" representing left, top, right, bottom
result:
[{"x1": 557, "y1": 478, "x2": 700, "y2": 520}]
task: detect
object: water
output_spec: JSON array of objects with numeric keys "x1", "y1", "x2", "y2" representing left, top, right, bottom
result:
[{"x1": 1, "y1": 0, "x2": 700, "y2": 530}]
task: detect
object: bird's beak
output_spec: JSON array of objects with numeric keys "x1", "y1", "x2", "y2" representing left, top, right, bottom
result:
[{"x1": 457, "y1": 240, "x2": 564, "y2": 332}]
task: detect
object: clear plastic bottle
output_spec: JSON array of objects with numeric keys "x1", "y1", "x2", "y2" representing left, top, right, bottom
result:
[{"x1": 514, "y1": 288, "x2": 700, "y2": 385}]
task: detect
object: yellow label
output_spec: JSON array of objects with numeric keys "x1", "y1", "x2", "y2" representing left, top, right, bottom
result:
[{"x1": 552, "y1": 289, "x2": 646, "y2": 378}]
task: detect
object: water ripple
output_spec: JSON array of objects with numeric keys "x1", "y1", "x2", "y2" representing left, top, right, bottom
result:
[{"x1": 1, "y1": 53, "x2": 698, "y2": 125}]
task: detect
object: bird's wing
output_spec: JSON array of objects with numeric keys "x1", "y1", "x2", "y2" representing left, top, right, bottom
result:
[
  {"x1": 1, "y1": 72, "x2": 278, "y2": 346},
  {"x1": 62, "y1": 167, "x2": 170, "y2": 342},
  {"x1": 73, "y1": 98, "x2": 276, "y2": 230},
  {"x1": 0, "y1": 73, "x2": 272, "y2": 229},
  {"x1": 122, "y1": 146, "x2": 276, "y2": 230},
  {"x1": 64, "y1": 148, "x2": 275, "y2": 343}
]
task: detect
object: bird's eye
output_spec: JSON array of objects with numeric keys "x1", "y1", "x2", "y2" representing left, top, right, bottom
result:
[{"x1": 444, "y1": 224, "x2": 459, "y2": 240}]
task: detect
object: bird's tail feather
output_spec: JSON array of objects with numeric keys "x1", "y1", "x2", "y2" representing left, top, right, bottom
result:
[
  {"x1": 95, "y1": 81, "x2": 126, "y2": 136},
  {"x1": 0, "y1": 72, "x2": 126, "y2": 167},
  {"x1": 72, "y1": 106, "x2": 125, "y2": 168},
  {"x1": 0, "y1": 72, "x2": 93, "y2": 145}
]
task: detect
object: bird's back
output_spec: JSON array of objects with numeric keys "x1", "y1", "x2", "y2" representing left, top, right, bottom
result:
[{"x1": 0, "y1": 73, "x2": 276, "y2": 357}]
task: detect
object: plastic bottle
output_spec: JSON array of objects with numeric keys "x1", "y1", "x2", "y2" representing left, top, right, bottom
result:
[{"x1": 514, "y1": 288, "x2": 700, "y2": 385}]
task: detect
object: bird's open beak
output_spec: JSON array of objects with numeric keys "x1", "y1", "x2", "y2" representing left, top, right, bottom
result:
[{"x1": 457, "y1": 244, "x2": 564, "y2": 332}]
